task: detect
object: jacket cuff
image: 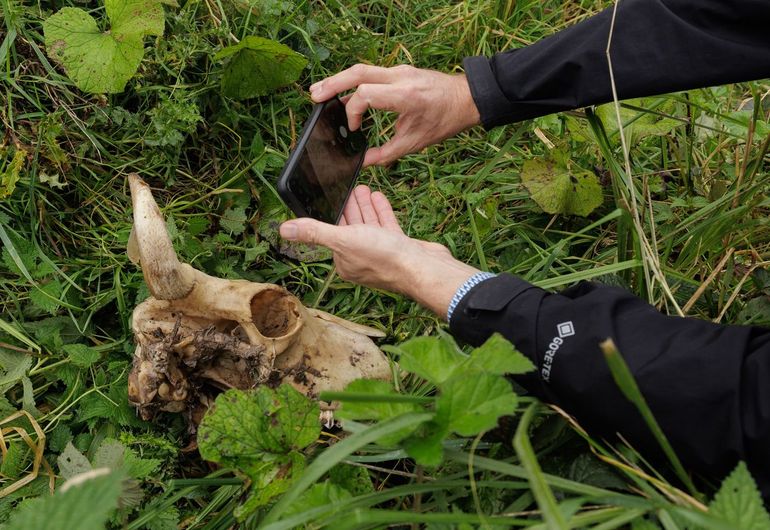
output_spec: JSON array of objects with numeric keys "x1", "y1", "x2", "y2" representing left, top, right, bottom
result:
[
  {"x1": 448, "y1": 273, "x2": 550, "y2": 398},
  {"x1": 463, "y1": 55, "x2": 519, "y2": 130}
]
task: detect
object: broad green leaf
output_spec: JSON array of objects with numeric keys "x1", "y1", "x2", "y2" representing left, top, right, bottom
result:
[
  {"x1": 43, "y1": 0, "x2": 164, "y2": 94},
  {"x1": 0, "y1": 440, "x2": 29, "y2": 479},
  {"x1": 0, "y1": 350, "x2": 32, "y2": 393},
  {"x1": 328, "y1": 464, "x2": 374, "y2": 496},
  {"x1": 216, "y1": 36, "x2": 307, "y2": 100},
  {"x1": 1, "y1": 148, "x2": 25, "y2": 200},
  {"x1": 596, "y1": 98, "x2": 682, "y2": 144},
  {"x1": 5, "y1": 469, "x2": 124, "y2": 530},
  {"x1": 521, "y1": 159, "x2": 603, "y2": 217},
  {"x1": 105, "y1": 0, "x2": 164, "y2": 38},
  {"x1": 709, "y1": 461, "x2": 770, "y2": 530},
  {"x1": 464, "y1": 333, "x2": 535, "y2": 376},
  {"x1": 335, "y1": 379, "x2": 424, "y2": 446},
  {"x1": 284, "y1": 480, "x2": 352, "y2": 518},
  {"x1": 93, "y1": 439, "x2": 125, "y2": 469},
  {"x1": 57, "y1": 442, "x2": 92, "y2": 480},
  {"x1": 234, "y1": 452, "x2": 306, "y2": 520},
  {"x1": 29, "y1": 279, "x2": 64, "y2": 314},
  {"x1": 198, "y1": 386, "x2": 320, "y2": 466},
  {"x1": 220, "y1": 206, "x2": 248, "y2": 235},
  {"x1": 396, "y1": 335, "x2": 466, "y2": 385},
  {"x1": 403, "y1": 420, "x2": 449, "y2": 467},
  {"x1": 435, "y1": 371, "x2": 518, "y2": 436},
  {"x1": 63, "y1": 343, "x2": 101, "y2": 368}
]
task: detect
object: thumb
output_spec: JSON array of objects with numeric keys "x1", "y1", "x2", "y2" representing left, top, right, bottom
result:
[{"x1": 280, "y1": 218, "x2": 340, "y2": 248}]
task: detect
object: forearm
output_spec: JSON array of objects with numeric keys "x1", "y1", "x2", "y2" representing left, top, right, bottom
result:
[
  {"x1": 464, "y1": 0, "x2": 770, "y2": 128},
  {"x1": 449, "y1": 274, "x2": 770, "y2": 498}
]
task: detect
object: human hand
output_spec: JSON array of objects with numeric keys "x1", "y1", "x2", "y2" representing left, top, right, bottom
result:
[
  {"x1": 279, "y1": 185, "x2": 480, "y2": 318},
  {"x1": 309, "y1": 64, "x2": 481, "y2": 167}
]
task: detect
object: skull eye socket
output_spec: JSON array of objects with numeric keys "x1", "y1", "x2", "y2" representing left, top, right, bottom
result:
[{"x1": 250, "y1": 290, "x2": 300, "y2": 338}]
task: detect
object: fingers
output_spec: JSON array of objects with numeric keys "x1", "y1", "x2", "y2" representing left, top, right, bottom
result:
[
  {"x1": 343, "y1": 185, "x2": 379, "y2": 226},
  {"x1": 371, "y1": 191, "x2": 403, "y2": 233},
  {"x1": 353, "y1": 185, "x2": 379, "y2": 225},
  {"x1": 344, "y1": 84, "x2": 401, "y2": 130},
  {"x1": 363, "y1": 133, "x2": 419, "y2": 167},
  {"x1": 279, "y1": 218, "x2": 341, "y2": 249},
  {"x1": 310, "y1": 64, "x2": 397, "y2": 102}
]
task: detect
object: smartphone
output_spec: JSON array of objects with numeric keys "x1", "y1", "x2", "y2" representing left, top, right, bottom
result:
[{"x1": 277, "y1": 97, "x2": 367, "y2": 224}]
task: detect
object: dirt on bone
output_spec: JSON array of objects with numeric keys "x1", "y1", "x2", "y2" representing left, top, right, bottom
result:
[{"x1": 129, "y1": 323, "x2": 271, "y2": 420}]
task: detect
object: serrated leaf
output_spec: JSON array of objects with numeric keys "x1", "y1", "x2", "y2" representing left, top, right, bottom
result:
[
  {"x1": 709, "y1": 461, "x2": 770, "y2": 530},
  {"x1": 335, "y1": 379, "x2": 424, "y2": 446},
  {"x1": 58, "y1": 442, "x2": 92, "y2": 479},
  {"x1": 463, "y1": 333, "x2": 535, "y2": 376},
  {"x1": 29, "y1": 279, "x2": 64, "y2": 314},
  {"x1": 396, "y1": 335, "x2": 466, "y2": 385},
  {"x1": 234, "y1": 452, "x2": 306, "y2": 520},
  {"x1": 43, "y1": 0, "x2": 164, "y2": 94},
  {"x1": 63, "y1": 343, "x2": 101, "y2": 368},
  {"x1": 142, "y1": 501, "x2": 179, "y2": 530},
  {"x1": 93, "y1": 439, "x2": 125, "y2": 469},
  {"x1": 5, "y1": 469, "x2": 124, "y2": 530},
  {"x1": 122, "y1": 448, "x2": 161, "y2": 479},
  {"x1": 436, "y1": 371, "x2": 518, "y2": 436},
  {"x1": 521, "y1": 159, "x2": 603, "y2": 217},
  {"x1": 47, "y1": 423, "x2": 73, "y2": 453},
  {"x1": 216, "y1": 36, "x2": 307, "y2": 100},
  {"x1": 220, "y1": 206, "x2": 248, "y2": 235},
  {"x1": 198, "y1": 386, "x2": 320, "y2": 466},
  {"x1": 0, "y1": 349, "x2": 32, "y2": 393},
  {"x1": 0, "y1": 440, "x2": 29, "y2": 479},
  {"x1": 1, "y1": 149, "x2": 25, "y2": 200},
  {"x1": 328, "y1": 464, "x2": 374, "y2": 496}
]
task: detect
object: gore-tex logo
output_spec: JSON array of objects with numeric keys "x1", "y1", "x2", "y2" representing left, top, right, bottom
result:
[{"x1": 542, "y1": 321, "x2": 575, "y2": 382}]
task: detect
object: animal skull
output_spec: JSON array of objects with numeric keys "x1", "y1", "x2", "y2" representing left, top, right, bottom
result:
[{"x1": 126, "y1": 174, "x2": 391, "y2": 423}]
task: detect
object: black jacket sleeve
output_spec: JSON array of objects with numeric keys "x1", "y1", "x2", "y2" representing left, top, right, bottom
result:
[
  {"x1": 449, "y1": 274, "x2": 770, "y2": 498},
  {"x1": 463, "y1": 0, "x2": 770, "y2": 129}
]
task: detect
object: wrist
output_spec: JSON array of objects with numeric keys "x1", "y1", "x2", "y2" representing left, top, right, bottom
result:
[
  {"x1": 453, "y1": 74, "x2": 482, "y2": 130},
  {"x1": 398, "y1": 242, "x2": 480, "y2": 319}
]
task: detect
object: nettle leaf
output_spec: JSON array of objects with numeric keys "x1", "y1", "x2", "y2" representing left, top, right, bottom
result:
[
  {"x1": 396, "y1": 335, "x2": 466, "y2": 385},
  {"x1": 43, "y1": 0, "x2": 164, "y2": 94},
  {"x1": 0, "y1": 349, "x2": 32, "y2": 393},
  {"x1": 58, "y1": 442, "x2": 92, "y2": 480},
  {"x1": 5, "y1": 469, "x2": 124, "y2": 530},
  {"x1": 335, "y1": 379, "x2": 424, "y2": 447},
  {"x1": 435, "y1": 371, "x2": 518, "y2": 437},
  {"x1": 709, "y1": 461, "x2": 770, "y2": 530},
  {"x1": 220, "y1": 206, "x2": 248, "y2": 235},
  {"x1": 520, "y1": 159, "x2": 603, "y2": 217},
  {"x1": 63, "y1": 343, "x2": 101, "y2": 369},
  {"x1": 215, "y1": 36, "x2": 307, "y2": 100},
  {"x1": 463, "y1": 333, "x2": 535, "y2": 376},
  {"x1": 198, "y1": 386, "x2": 320, "y2": 465}
]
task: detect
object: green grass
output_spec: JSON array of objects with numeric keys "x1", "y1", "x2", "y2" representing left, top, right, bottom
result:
[{"x1": 1, "y1": 0, "x2": 769, "y2": 527}]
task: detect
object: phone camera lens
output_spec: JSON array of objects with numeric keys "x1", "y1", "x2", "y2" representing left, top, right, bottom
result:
[{"x1": 338, "y1": 126, "x2": 348, "y2": 138}]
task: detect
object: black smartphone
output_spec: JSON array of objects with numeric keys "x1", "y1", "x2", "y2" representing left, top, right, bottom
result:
[{"x1": 277, "y1": 97, "x2": 367, "y2": 224}]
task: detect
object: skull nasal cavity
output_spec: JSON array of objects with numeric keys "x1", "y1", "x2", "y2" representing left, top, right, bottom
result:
[{"x1": 250, "y1": 290, "x2": 300, "y2": 338}]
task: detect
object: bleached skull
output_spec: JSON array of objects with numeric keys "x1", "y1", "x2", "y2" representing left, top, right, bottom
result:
[{"x1": 126, "y1": 174, "x2": 391, "y2": 422}]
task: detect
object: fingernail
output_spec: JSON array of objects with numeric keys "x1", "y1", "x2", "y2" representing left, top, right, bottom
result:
[
  {"x1": 280, "y1": 222, "x2": 298, "y2": 240},
  {"x1": 310, "y1": 81, "x2": 323, "y2": 94}
]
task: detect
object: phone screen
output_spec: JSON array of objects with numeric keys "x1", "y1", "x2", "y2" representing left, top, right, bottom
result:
[{"x1": 282, "y1": 98, "x2": 367, "y2": 224}]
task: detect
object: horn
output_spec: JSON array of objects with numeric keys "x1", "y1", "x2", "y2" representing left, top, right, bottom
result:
[{"x1": 128, "y1": 173, "x2": 196, "y2": 300}]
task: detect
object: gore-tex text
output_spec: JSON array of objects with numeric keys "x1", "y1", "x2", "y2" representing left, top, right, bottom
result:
[{"x1": 541, "y1": 321, "x2": 575, "y2": 382}]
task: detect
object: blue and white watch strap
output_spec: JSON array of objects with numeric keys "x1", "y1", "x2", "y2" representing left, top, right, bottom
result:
[{"x1": 446, "y1": 272, "x2": 497, "y2": 323}]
